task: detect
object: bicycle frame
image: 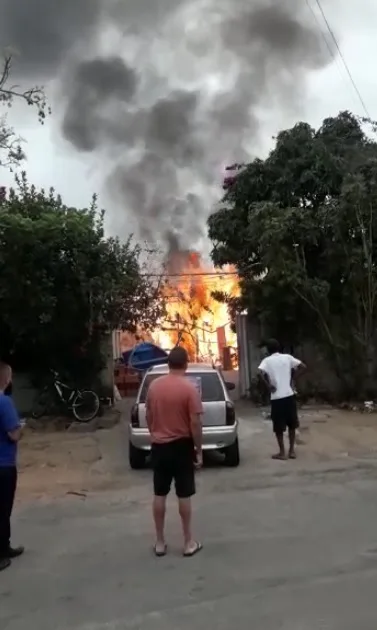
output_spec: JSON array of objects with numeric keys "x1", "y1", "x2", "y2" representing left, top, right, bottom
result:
[{"x1": 53, "y1": 379, "x2": 77, "y2": 408}]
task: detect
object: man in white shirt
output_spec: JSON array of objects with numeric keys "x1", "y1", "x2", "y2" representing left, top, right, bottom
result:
[{"x1": 258, "y1": 339, "x2": 306, "y2": 460}]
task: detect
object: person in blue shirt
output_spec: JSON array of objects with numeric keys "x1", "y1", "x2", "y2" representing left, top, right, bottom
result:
[{"x1": 0, "y1": 362, "x2": 24, "y2": 571}]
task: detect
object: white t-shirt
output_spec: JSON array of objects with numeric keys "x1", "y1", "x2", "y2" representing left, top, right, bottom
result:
[{"x1": 258, "y1": 353, "x2": 302, "y2": 400}]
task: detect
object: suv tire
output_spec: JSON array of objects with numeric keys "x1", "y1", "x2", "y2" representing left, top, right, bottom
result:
[
  {"x1": 129, "y1": 441, "x2": 147, "y2": 469},
  {"x1": 223, "y1": 437, "x2": 240, "y2": 467}
]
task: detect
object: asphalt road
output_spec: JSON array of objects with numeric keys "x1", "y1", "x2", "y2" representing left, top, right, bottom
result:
[{"x1": 3, "y1": 408, "x2": 377, "y2": 629}]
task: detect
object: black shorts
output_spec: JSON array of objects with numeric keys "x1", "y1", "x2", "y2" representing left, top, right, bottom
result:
[
  {"x1": 270, "y1": 395, "x2": 299, "y2": 434},
  {"x1": 151, "y1": 438, "x2": 195, "y2": 499}
]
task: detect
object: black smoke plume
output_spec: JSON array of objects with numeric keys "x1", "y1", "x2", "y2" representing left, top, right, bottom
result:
[{"x1": 1, "y1": 0, "x2": 335, "y2": 249}]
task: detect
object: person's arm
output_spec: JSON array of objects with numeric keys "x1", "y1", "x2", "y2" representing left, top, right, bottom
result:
[
  {"x1": 257, "y1": 359, "x2": 276, "y2": 393},
  {"x1": 1, "y1": 396, "x2": 21, "y2": 442},
  {"x1": 290, "y1": 356, "x2": 306, "y2": 377},
  {"x1": 188, "y1": 387, "x2": 203, "y2": 466},
  {"x1": 145, "y1": 387, "x2": 153, "y2": 433}
]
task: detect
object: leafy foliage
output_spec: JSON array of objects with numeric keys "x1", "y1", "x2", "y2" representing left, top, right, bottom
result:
[
  {"x1": 0, "y1": 174, "x2": 165, "y2": 379},
  {"x1": 208, "y1": 111, "x2": 377, "y2": 397},
  {"x1": 0, "y1": 54, "x2": 50, "y2": 169}
]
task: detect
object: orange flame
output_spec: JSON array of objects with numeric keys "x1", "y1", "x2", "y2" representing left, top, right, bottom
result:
[{"x1": 153, "y1": 251, "x2": 240, "y2": 364}]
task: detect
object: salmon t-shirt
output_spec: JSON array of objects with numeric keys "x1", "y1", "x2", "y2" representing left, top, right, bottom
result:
[{"x1": 146, "y1": 374, "x2": 203, "y2": 444}]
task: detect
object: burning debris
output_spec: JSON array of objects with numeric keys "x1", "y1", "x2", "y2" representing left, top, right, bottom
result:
[{"x1": 154, "y1": 250, "x2": 239, "y2": 364}]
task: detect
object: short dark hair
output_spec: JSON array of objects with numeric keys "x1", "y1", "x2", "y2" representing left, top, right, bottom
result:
[
  {"x1": 168, "y1": 346, "x2": 188, "y2": 370},
  {"x1": 265, "y1": 338, "x2": 280, "y2": 355}
]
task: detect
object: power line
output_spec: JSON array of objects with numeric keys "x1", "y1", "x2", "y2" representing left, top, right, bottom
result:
[
  {"x1": 305, "y1": 0, "x2": 359, "y2": 110},
  {"x1": 305, "y1": 0, "x2": 337, "y2": 62},
  {"x1": 141, "y1": 271, "x2": 238, "y2": 278},
  {"x1": 310, "y1": 0, "x2": 371, "y2": 118},
  {"x1": 141, "y1": 262, "x2": 260, "y2": 279}
]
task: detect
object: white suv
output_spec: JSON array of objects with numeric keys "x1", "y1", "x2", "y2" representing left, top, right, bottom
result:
[{"x1": 128, "y1": 363, "x2": 240, "y2": 469}]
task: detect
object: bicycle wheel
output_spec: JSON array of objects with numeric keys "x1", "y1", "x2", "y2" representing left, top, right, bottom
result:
[
  {"x1": 31, "y1": 387, "x2": 53, "y2": 419},
  {"x1": 72, "y1": 390, "x2": 100, "y2": 422}
]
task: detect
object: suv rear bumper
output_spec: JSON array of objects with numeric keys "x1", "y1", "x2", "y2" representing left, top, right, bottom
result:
[{"x1": 129, "y1": 421, "x2": 238, "y2": 451}]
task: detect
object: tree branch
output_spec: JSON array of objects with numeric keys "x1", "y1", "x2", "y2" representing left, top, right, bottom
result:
[{"x1": 0, "y1": 54, "x2": 50, "y2": 169}]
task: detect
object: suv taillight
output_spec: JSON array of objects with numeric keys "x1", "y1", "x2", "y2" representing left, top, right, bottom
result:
[
  {"x1": 226, "y1": 401, "x2": 235, "y2": 425},
  {"x1": 131, "y1": 404, "x2": 139, "y2": 428}
]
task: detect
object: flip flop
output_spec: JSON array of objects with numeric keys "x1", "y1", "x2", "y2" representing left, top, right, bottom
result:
[
  {"x1": 154, "y1": 544, "x2": 167, "y2": 557},
  {"x1": 183, "y1": 541, "x2": 203, "y2": 557},
  {"x1": 271, "y1": 453, "x2": 287, "y2": 460},
  {"x1": 289, "y1": 452, "x2": 297, "y2": 459}
]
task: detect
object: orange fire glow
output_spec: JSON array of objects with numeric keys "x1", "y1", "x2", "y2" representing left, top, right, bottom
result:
[{"x1": 153, "y1": 251, "x2": 240, "y2": 365}]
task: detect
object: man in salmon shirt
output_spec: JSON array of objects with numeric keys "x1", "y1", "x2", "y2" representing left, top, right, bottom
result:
[{"x1": 146, "y1": 346, "x2": 203, "y2": 557}]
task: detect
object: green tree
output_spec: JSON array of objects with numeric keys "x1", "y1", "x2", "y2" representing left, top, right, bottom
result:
[
  {"x1": 208, "y1": 111, "x2": 377, "y2": 398},
  {"x1": 0, "y1": 54, "x2": 49, "y2": 168},
  {"x1": 0, "y1": 174, "x2": 165, "y2": 381}
]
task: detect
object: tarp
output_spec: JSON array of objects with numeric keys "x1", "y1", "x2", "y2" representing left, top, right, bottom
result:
[{"x1": 122, "y1": 342, "x2": 168, "y2": 372}]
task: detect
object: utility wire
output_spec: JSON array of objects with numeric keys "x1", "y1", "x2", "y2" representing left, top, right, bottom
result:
[
  {"x1": 310, "y1": 0, "x2": 371, "y2": 118},
  {"x1": 305, "y1": 0, "x2": 355, "y2": 111},
  {"x1": 141, "y1": 261, "x2": 261, "y2": 278},
  {"x1": 141, "y1": 271, "x2": 238, "y2": 278},
  {"x1": 305, "y1": 0, "x2": 338, "y2": 63}
]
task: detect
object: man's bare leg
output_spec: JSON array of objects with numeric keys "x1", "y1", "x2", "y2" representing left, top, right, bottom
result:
[
  {"x1": 288, "y1": 428, "x2": 296, "y2": 458},
  {"x1": 178, "y1": 498, "x2": 202, "y2": 555},
  {"x1": 272, "y1": 432, "x2": 286, "y2": 460},
  {"x1": 153, "y1": 495, "x2": 167, "y2": 554},
  {"x1": 179, "y1": 497, "x2": 193, "y2": 551}
]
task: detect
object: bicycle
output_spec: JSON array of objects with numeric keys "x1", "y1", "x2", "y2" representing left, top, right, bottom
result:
[{"x1": 31, "y1": 370, "x2": 100, "y2": 423}]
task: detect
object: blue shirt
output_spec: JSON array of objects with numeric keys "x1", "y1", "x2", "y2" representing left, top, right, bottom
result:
[{"x1": 0, "y1": 393, "x2": 20, "y2": 467}]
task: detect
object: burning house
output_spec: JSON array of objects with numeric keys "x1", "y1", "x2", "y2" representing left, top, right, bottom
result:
[{"x1": 153, "y1": 250, "x2": 239, "y2": 367}]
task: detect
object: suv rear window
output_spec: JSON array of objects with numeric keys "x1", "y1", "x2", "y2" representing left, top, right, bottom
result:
[{"x1": 139, "y1": 372, "x2": 225, "y2": 403}]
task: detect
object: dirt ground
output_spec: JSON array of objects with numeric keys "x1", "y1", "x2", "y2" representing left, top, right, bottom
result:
[
  {"x1": 298, "y1": 406, "x2": 377, "y2": 459},
  {"x1": 16, "y1": 405, "x2": 130, "y2": 499},
  {"x1": 15, "y1": 401, "x2": 377, "y2": 501}
]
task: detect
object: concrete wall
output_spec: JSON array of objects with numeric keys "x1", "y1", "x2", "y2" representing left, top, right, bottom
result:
[
  {"x1": 291, "y1": 341, "x2": 341, "y2": 400},
  {"x1": 12, "y1": 373, "x2": 37, "y2": 415},
  {"x1": 236, "y1": 314, "x2": 265, "y2": 398},
  {"x1": 236, "y1": 314, "x2": 341, "y2": 400},
  {"x1": 236, "y1": 314, "x2": 251, "y2": 398},
  {"x1": 98, "y1": 332, "x2": 115, "y2": 398},
  {"x1": 11, "y1": 333, "x2": 116, "y2": 414}
]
